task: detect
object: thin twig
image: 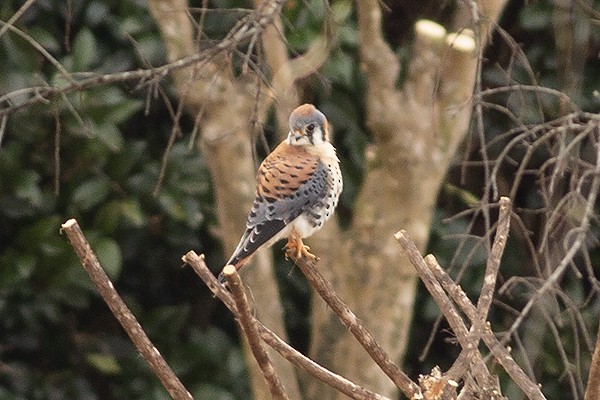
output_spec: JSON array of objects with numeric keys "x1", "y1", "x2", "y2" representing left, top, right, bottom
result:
[
  {"x1": 287, "y1": 254, "x2": 421, "y2": 399},
  {"x1": 0, "y1": 0, "x2": 286, "y2": 117},
  {"x1": 0, "y1": 21, "x2": 75, "y2": 84},
  {"x1": 222, "y1": 265, "x2": 289, "y2": 400},
  {"x1": 394, "y1": 230, "x2": 497, "y2": 392},
  {"x1": 502, "y1": 139, "x2": 600, "y2": 345},
  {"x1": 476, "y1": 196, "x2": 511, "y2": 323},
  {"x1": 0, "y1": 115, "x2": 7, "y2": 147},
  {"x1": 475, "y1": 84, "x2": 575, "y2": 109},
  {"x1": 0, "y1": 0, "x2": 38, "y2": 39},
  {"x1": 60, "y1": 219, "x2": 193, "y2": 400},
  {"x1": 182, "y1": 251, "x2": 390, "y2": 400},
  {"x1": 449, "y1": 197, "x2": 511, "y2": 380},
  {"x1": 425, "y1": 254, "x2": 547, "y2": 400},
  {"x1": 152, "y1": 101, "x2": 184, "y2": 197}
]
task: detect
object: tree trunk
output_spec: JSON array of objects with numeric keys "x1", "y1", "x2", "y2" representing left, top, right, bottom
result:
[
  {"x1": 307, "y1": 1, "x2": 507, "y2": 397},
  {"x1": 148, "y1": 1, "x2": 301, "y2": 398}
]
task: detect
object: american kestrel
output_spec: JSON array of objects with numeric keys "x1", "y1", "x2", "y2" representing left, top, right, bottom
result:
[{"x1": 219, "y1": 104, "x2": 342, "y2": 281}]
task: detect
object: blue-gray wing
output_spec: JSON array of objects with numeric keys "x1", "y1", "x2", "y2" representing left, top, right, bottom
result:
[{"x1": 225, "y1": 143, "x2": 328, "y2": 268}]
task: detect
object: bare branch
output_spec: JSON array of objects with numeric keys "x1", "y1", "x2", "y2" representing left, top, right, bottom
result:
[
  {"x1": 148, "y1": 1, "x2": 301, "y2": 397},
  {"x1": 394, "y1": 230, "x2": 499, "y2": 393},
  {"x1": 253, "y1": 0, "x2": 298, "y2": 129},
  {"x1": 442, "y1": 198, "x2": 512, "y2": 385},
  {"x1": 502, "y1": 136, "x2": 600, "y2": 344},
  {"x1": 0, "y1": 0, "x2": 38, "y2": 39},
  {"x1": 476, "y1": 84, "x2": 576, "y2": 109},
  {"x1": 0, "y1": 115, "x2": 7, "y2": 147},
  {"x1": 355, "y1": 0, "x2": 402, "y2": 142},
  {"x1": 285, "y1": 5, "x2": 337, "y2": 88},
  {"x1": 222, "y1": 265, "x2": 289, "y2": 400},
  {"x1": 53, "y1": 109, "x2": 61, "y2": 195},
  {"x1": 60, "y1": 219, "x2": 193, "y2": 400},
  {"x1": 437, "y1": 29, "x2": 477, "y2": 150},
  {"x1": 0, "y1": 0, "x2": 286, "y2": 118},
  {"x1": 453, "y1": 0, "x2": 509, "y2": 46},
  {"x1": 287, "y1": 254, "x2": 421, "y2": 399},
  {"x1": 0, "y1": 21, "x2": 74, "y2": 84},
  {"x1": 476, "y1": 197, "x2": 511, "y2": 324},
  {"x1": 425, "y1": 255, "x2": 547, "y2": 400},
  {"x1": 407, "y1": 20, "x2": 446, "y2": 109},
  {"x1": 477, "y1": 0, "x2": 510, "y2": 44},
  {"x1": 182, "y1": 251, "x2": 391, "y2": 400},
  {"x1": 311, "y1": 8, "x2": 499, "y2": 396}
]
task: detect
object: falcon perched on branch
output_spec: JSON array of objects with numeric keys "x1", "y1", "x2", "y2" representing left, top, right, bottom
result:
[{"x1": 219, "y1": 104, "x2": 342, "y2": 282}]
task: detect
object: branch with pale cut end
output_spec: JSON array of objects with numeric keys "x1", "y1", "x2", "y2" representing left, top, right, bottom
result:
[
  {"x1": 183, "y1": 251, "x2": 391, "y2": 400},
  {"x1": 445, "y1": 197, "x2": 512, "y2": 384},
  {"x1": 60, "y1": 219, "x2": 193, "y2": 400},
  {"x1": 406, "y1": 20, "x2": 447, "y2": 107},
  {"x1": 437, "y1": 28, "x2": 477, "y2": 148},
  {"x1": 426, "y1": 255, "x2": 547, "y2": 400},
  {"x1": 287, "y1": 254, "x2": 422, "y2": 399},
  {"x1": 441, "y1": 29, "x2": 477, "y2": 94},
  {"x1": 398, "y1": 226, "x2": 543, "y2": 398},
  {"x1": 397, "y1": 225, "x2": 543, "y2": 398},
  {"x1": 222, "y1": 265, "x2": 289, "y2": 400},
  {"x1": 395, "y1": 230, "x2": 498, "y2": 394}
]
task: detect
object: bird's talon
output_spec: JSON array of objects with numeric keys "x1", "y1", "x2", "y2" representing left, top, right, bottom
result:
[{"x1": 285, "y1": 239, "x2": 319, "y2": 262}]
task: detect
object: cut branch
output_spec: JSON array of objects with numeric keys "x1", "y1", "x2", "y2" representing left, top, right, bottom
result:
[
  {"x1": 183, "y1": 251, "x2": 391, "y2": 400},
  {"x1": 445, "y1": 197, "x2": 512, "y2": 384},
  {"x1": 407, "y1": 20, "x2": 446, "y2": 109},
  {"x1": 60, "y1": 219, "x2": 193, "y2": 400},
  {"x1": 425, "y1": 255, "x2": 547, "y2": 400},
  {"x1": 0, "y1": 0, "x2": 287, "y2": 118},
  {"x1": 288, "y1": 254, "x2": 421, "y2": 399},
  {"x1": 395, "y1": 230, "x2": 498, "y2": 393},
  {"x1": 222, "y1": 265, "x2": 289, "y2": 400}
]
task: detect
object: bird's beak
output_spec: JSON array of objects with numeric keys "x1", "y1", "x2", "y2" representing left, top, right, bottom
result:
[{"x1": 293, "y1": 129, "x2": 303, "y2": 140}]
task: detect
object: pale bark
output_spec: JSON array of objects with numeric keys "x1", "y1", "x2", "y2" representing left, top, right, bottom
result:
[
  {"x1": 149, "y1": 0, "x2": 510, "y2": 398},
  {"x1": 148, "y1": 0, "x2": 336, "y2": 397},
  {"x1": 255, "y1": 0, "x2": 333, "y2": 131},
  {"x1": 308, "y1": 2, "x2": 507, "y2": 398},
  {"x1": 147, "y1": 1, "x2": 300, "y2": 398},
  {"x1": 253, "y1": 0, "x2": 299, "y2": 128},
  {"x1": 62, "y1": 219, "x2": 193, "y2": 400}
]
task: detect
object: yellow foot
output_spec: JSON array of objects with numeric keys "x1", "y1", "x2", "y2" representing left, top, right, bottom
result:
[{"x1": 285, "y1": 237, "x2": 319, "y2": 261}]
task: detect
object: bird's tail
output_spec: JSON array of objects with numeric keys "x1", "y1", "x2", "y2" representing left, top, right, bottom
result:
[{"x1": 217, "y1": 256, "x2": 250, "y2": 284}]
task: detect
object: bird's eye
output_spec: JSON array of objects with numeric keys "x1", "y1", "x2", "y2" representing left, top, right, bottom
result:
[{"x1": 306, "y1": 123, "x2": 316, "y2": 133}]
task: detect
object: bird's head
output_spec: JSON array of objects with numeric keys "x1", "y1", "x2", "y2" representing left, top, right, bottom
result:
[{"x1": 287, "y1": 104, "x2": 329, "y2": 146}]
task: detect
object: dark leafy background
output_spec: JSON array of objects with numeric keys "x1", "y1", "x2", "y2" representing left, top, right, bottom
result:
[{"x1": 1, "y1": 0, "x2": 599, "y2": 399}]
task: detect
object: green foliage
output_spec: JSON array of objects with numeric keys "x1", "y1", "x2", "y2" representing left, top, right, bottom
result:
[
  {"x1": 0, "y1": 1, "x2": 239, "y2": 398},
  {"x1": 2, "y1": 0, "x2": 599, "y2": 399},
  {"x1": 404, "y1": 4, "x2": 600, "y2": 398}
]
